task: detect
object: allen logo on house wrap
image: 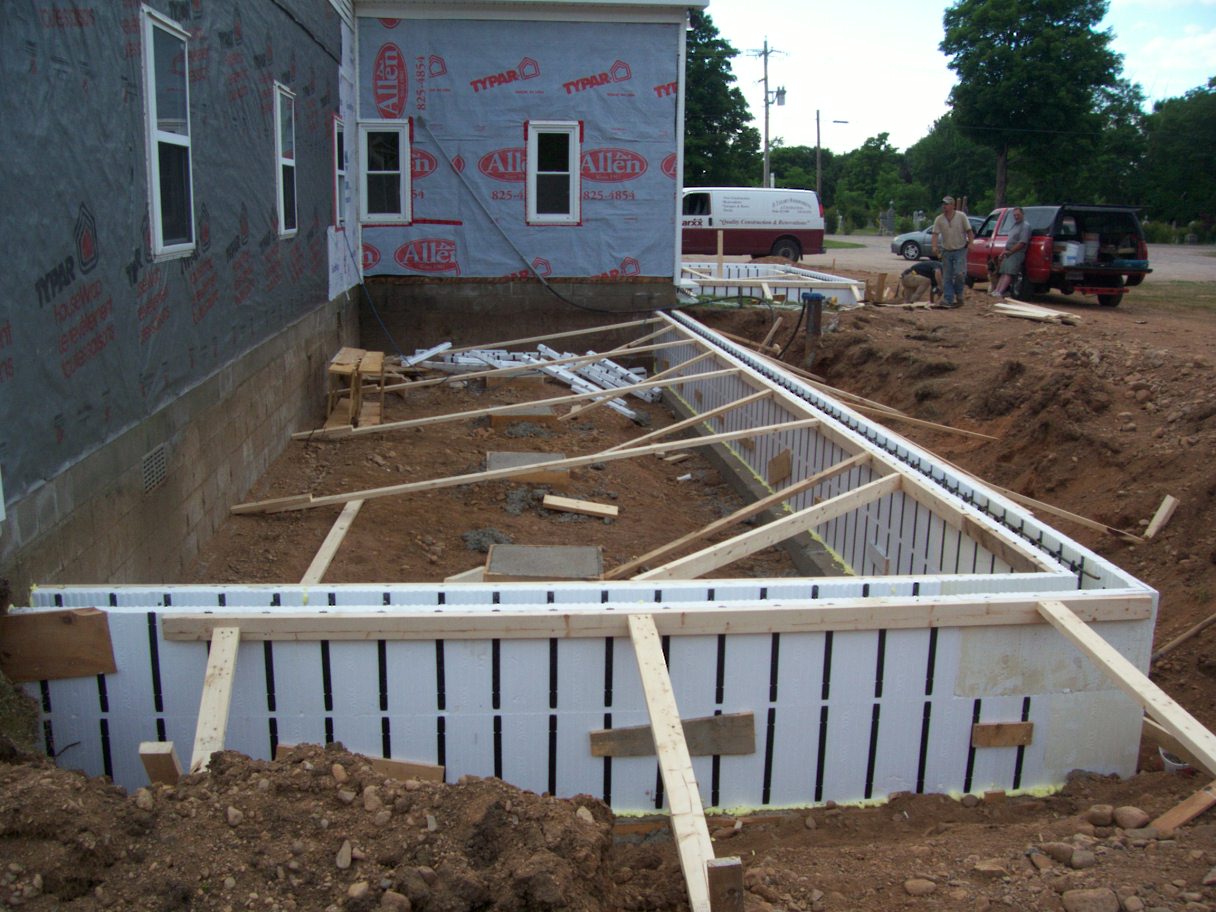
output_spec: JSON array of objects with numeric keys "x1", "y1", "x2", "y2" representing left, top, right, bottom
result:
[
  {"x1": 74, "y1": 203, "x2": 99, "y2": 274},
  {"x1": 563, "y1": 60, "x2": 631, "y2": 94},
  {"x1": 582, "y1": 148, "x2": 647, "y2": 182},
  {"x1": 361, "y1": 243, "x2": 381, "y2": 270},
  {"x1": 469, "y1": 57, "x2": 540, "y2": 93},
  {"x1": 411, "y1": 149, "x2": 438, "y2": 180},
  {"x1": 395, "y1": 238, "x2": 459, "y2": 274},
  {"x1": 373, "y1": 43, "x2": 407, "y2": 117},
  {"x1": 478, "y1": 148, "x2": 526, "y2": 182},
  {"x1": 661, "y1": 153, "x2": 678, "y2": 179}
]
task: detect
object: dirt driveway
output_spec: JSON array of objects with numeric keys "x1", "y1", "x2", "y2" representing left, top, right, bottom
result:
[{"x1": 786, "y1": 234, "x2": 1216, "y2": 283}]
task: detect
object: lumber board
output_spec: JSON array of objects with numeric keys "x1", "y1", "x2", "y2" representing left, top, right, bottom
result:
[
  {"x1": 707, "y1": 857, "x2": 745, "y2": 912},
  {"x1": 599, "y1": 390, "x2": 770, "y2": 454},
  {"x1": 847, "y1": 403, "x2": 998, "y2": 441},
  {"x1": 635, "y1": 473, "x2": 902, "y2": 580},
  {"x1": 971, "y1": 722, "x2": 1034, "y2": 748},
  {"x1": 628, "y1": 613, "x2": 713, "y2": 912},
  {"x1": 274, "y1": 744, "x2": 445, "y2": 782},
  {"x1": 991, "y1": 486, "x2": 1144, "y2": 543},
  {"x1": 542, "y1": 494, "x2": 619, "y2": 518},
  {"x1": 1151, "y1": 779, "x2": 1216, "y2": 832},
  {"x1": 190, "y1": 627, "x2": 241, "y2": 773},
  {"x1": 1152, "y1": 611, "x2": 1216, "y2": 664},
  {"x1": 604, "y1": 452, "x2": 870, "y2": 579},
  {"x1": 300, "y1": 499, "x2": 364, "y2": 585},
  {"x1": 1036, "y1": 599, "x2": 1216, "y2": 785},
  {"x1": 1142, "y1": 716, "x2": 1213, "y2": 776},
  {"x1": 590, "y1": 712, "x2": 755, "y2": 758},
  {"x1": 900, "y1": 480, "x2": 1049, "y2": 572},
  {"x1": 1145, "y1": 494, "x2": 1179, "y2": 539},
  {"x1": 293, "y1": 365, "x2": 739, "y2": 441},
  {"x1": 139, "y1": 741, "x2": 182, "y2": 785},
  {"x1": 161, "y1": 592, "x2": 1153, "y2": 643},
  {"x1": 0, "y1": 607, "x2": 117, "y2": 683},
  {"x1": 234, "y1": 418, "x2": 822, "y2": 514},
  {"x1": 767, "y1": 448, "x2": 793, "y2": 485}
]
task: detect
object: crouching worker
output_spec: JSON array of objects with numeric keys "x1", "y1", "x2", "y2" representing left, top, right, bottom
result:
[{"x1": 900, "y1": 260, "x2": 942, "y2": 304}]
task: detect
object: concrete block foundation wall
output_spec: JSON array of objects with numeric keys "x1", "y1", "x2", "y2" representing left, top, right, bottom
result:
[
  {"x1": 359, "y1": 278, "x2": 678, "y2": 355},
  {"x1": 0, "y1": 294, "x2": 358, "y2": 601}
]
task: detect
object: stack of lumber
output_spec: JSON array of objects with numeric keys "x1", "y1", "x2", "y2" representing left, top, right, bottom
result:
[{"x1": 994, "y1": 299, "x2": 1081, "y2": 325}]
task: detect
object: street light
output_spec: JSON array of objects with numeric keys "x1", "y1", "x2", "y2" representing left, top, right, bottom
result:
[
  {"x1": 815, "y1": 111, "x2": 848, "y2": 198},
  {"x1": 751, "y1": 40, "x2": 786, "y2": 188}
]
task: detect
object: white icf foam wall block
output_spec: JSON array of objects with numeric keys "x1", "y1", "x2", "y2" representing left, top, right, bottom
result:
[{"x1": 21, "y1": 313, "x2": 1157, "y2": 811}]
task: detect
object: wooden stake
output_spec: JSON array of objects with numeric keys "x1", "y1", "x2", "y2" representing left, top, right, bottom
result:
[
  {"x1": 190, "y1": 627, "x2": 241, "y2": 773},
  {"x1": 139, "y1": 741, "x2": 182, "y2": 785},
  {"x1": 707, "y1": 857, "x2": 745, "y2": 912},
  {"x1": 1151, "y1": 780, "x2": 1216, "y2": 832},
  {"x1": 1145, "y1": 494, "x2": 1179, "y2": 539},
  {"x1": 1152, "y1": 610, "x2": 1216, "y2": 664},
  {"x1": 628, "y1": 613, "x2": 713, "y2": 912},
  {"x1": 300, "y1": 500, "x2": 364, "y2": 585}
]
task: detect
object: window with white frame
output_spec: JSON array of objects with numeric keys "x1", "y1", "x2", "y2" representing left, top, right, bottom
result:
[
  {"x1": 358, "y1": 122, "x2": 410, "y2": 223},
  {"x1": 333, "y1": 118, "x2": 346, "y2": 228},
  {"x1": 526, "y1": 121, "x2": 581, "y2": 225},
  {"x1": 275, "y1": 84, "x2": 297, "y2": 236},
  {"x1": 141, "y1": 7, "x2": 195, "y2": 257}
]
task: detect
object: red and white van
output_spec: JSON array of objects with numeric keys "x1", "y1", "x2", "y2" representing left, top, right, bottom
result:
[{"x1": 681, "y1": 187, "x2": 826, "y2": 261}]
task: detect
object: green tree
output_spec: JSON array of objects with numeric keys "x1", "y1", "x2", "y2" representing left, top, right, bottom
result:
[
  {"x1": 1141, "y1": 78, "x2": 1216, "y2": 226},
  {"x1": 683, "y1": 11, "x2": 761, "y2": 185},
  {"x1": 941, "y1": 0, "x2": 1121, "y2": 206},
  {"x1": 905, "y1": 114, "x2": 996, "y2": 213}
]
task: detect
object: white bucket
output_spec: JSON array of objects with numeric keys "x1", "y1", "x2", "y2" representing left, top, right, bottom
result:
[
  {"x1": 1159, "y1": 746, "x2": 1196, "y2": 776},
  {"x1": 1058, "y1": 241, "x2": 1083, "y2": 266},
  {"x1": 1083, "y1": 233, "x2": 1100, "y2": 263}
]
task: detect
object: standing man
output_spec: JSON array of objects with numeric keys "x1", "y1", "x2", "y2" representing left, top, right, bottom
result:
[{"x1": 931, "y1": 196, "x2": 975, "y2": 309}]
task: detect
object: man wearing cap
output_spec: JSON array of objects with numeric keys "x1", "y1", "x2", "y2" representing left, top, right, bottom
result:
[{"x1": 930, "y1": 196, "x2": 975, "y2": 309}]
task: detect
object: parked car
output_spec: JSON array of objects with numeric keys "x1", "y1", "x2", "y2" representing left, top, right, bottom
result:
[
  {"x1": 891, "y1": 216, "x2": 984, "y2": 260},
  {"x1": 966, "y1": 205, "x2": 1151, "y2": 307}
]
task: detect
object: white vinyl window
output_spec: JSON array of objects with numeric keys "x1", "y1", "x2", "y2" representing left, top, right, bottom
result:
[
  {"x1": 275, "y1": 84, "x2": 297, "y2": 237},
  {"x1": 141, "y1": 6, "x2": 195, "y2": 257},
  {"x1": 333, "y1": 118, "x2": 346, "y2": 228},
  {"x1": 526, "y1": 121, "x2": 581, "y2": 225},
  {"x1": 358, "y1": 122, "x2": 411, "y2": 223}
]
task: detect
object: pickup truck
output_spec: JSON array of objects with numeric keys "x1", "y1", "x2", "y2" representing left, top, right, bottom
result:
[{"x1": 966, "y1": 204, "x2": 1151, "y2": 307}]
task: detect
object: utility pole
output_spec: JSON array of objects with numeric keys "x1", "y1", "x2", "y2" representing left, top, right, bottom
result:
[{"x1": 750, "y1": 40, "x2": 785, "y2": 188}]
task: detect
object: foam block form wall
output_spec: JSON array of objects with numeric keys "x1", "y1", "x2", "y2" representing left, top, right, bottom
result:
[{"x1": 19, "y1": 312, "x2": 1156, "y2": 810}]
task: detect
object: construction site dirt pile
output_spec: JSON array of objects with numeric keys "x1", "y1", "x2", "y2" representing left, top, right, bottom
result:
[{"x1": 4, "y1": 270, "x2": 1216, "y2": 911}]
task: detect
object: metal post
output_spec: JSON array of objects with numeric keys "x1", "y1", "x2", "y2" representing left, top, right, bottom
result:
[{"x1": 815, "y1": 109, "x2": 821, "y2": 198}]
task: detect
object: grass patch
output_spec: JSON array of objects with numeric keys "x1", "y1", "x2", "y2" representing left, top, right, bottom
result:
[
  {"x1": 823, "y1": 239, "x2": 866, "y2": 250},
  {"x1": 1128, "y1": 280, "x2": 1216, "y2": 313}
]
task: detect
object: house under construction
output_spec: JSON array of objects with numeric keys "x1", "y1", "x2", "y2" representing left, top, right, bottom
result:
[{"x1": 3, "y1": 4, "x2": 1214, "y2": 911}]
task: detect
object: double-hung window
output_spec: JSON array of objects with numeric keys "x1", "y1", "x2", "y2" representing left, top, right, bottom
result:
[
  {"x1": 274, "y1": 84, "x2": 297, "y2": 237},
  {"x1": 141, "y1": 7, "x2": 194, "y2": 257},
  {"x1": 526, "y1": 121, "x2": 581, "y2": 225},
  {"x1": 333, "y1": 119, "x2": 346, "y2": 229},
  {"x1": 358, "y1": 122, "x2": 411, "y2": 223}
]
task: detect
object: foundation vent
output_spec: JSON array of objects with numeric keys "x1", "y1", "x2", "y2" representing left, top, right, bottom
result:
[{"x1": 141, "y1": 444, "x2": 168, "y2": 493}]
